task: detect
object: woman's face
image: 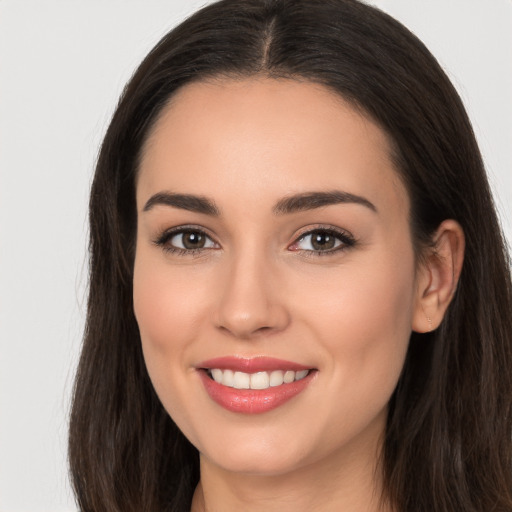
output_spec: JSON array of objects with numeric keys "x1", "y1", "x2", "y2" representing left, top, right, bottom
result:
[{"x1": 133, "y1": 78, "x2": 424, "y2": 476}]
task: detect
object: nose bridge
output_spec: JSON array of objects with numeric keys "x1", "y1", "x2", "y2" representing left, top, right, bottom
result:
[{"x1": 214, "y1": 242, "x2": 289, "y2": 338}]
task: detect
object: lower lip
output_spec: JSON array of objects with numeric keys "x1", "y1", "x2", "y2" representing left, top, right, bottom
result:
[{"x1": 198, "y1": 370, "x2": 315, "y2": 414}]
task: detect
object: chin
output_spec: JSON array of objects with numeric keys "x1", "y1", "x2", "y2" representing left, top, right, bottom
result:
[
  {"x1": 206, "y1": 446, "x2": 308, "y2": 477},
  {"x1": 194, "y1": 422, "x2": 330, "y2": 477}
]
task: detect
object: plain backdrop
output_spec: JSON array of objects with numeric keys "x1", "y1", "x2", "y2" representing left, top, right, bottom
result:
[{"x1": 0, "y1": 1, "x2": 510, "y2": 510}]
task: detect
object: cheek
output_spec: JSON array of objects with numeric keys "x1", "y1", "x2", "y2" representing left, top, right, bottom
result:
[
  {"x1": 133, "y1": 252, "x2": 207, "y2": 350},
  {"x1": 347, "y1": 258, "x2": 415, "y2": 342},
  {"x1": 306, "y1": 249, "x2": 415, "y2": 329},
  {"x1": 132, "y1": 252, "x2": 213, "y2": 435},
  {"x1": 132, "y1": 249, "x2": 209, "y2": 399},
  {"x1": 301, "y1": 247, "x2": 416, "y2": 403}
]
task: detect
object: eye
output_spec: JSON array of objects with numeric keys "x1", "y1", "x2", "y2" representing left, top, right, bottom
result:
[
  {"x1": 154, "y1": 227, "x2": 218, "y2": 255},
  {"x1": 289, "y1": 228, "x2": 356, "y2": 255},
  {"x1": 170, "y1": 230, "x2": 216, "y2": 250}
]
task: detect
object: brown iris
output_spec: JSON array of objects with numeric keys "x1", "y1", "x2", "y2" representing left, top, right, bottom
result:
[
  {"x1": 310, "y1": 231, "x2": 336, "y2": 251},
  {"x1": 182, "y1": 231, "x2": 206, "y2": 249}
]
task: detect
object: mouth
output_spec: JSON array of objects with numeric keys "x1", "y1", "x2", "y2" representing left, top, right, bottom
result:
[
  {"x1": 196, "y1": 357, "x2": 317, "y2": 414},
  {"x1": 205, "y1": 368, "x2": 311, "y2": 390}
]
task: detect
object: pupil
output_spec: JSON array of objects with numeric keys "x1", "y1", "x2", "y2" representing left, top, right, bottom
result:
[
  {"x1": 311, "y1": 231, "x2": 335, "y2": 250},
  {"x1": 183, "y1": 232, "x2": 205, "y2": 249}
]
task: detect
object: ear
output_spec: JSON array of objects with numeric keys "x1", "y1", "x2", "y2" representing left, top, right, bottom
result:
[{"x1": 412, "y1": 219, "x2": 465, "y2": 333}]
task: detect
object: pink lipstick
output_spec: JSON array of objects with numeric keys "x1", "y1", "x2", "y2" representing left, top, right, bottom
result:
[{"x1": 197, "y1": 356, "x2": 316, "y2": 414}]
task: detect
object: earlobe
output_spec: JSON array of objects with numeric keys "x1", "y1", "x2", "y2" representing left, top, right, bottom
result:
[{"x1": 412, "y1": 219, "x2": 465, "y2": 333}]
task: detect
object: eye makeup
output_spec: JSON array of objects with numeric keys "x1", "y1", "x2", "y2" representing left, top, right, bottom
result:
[
  {"x1": 288, "y1": 226, "x2": 357, "y2": 257},
  {"x1": 153, "y1": 224, "x2": 219, "y2": 257},
  {"x1": 152, "y1": 223, "x2": 357, "y2": 258}
]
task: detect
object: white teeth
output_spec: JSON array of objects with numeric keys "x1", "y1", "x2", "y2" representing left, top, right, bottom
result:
[
  {"x1": 269, "y1": 370, "x2": 284, "y2": 387},
  {"x1": 295, "y1": 369, "x2": 309, "y2": 380},
  {"x1": 233, "y1": 371, "x2": 250, "y2": 389},
  {"x1": 211, "y1": 368, "x2": 223, "y2": 383},
  {"x1": 250, "y1": 371, "x2": 270, "y2": 389},
  {"x1": 221, "y1": 369, "x2": 234, "y2": 387},
  {"x1": 283, "y1": 370, "x2": 295, "y2": 384},
  {"x1": 208, "y1": 368, "x2": 310, "y2": 390}
]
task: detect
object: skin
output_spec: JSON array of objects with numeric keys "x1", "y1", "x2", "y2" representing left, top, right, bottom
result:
[{"x1": 133, "y1": 78, "x2": 464, "y2": 512}]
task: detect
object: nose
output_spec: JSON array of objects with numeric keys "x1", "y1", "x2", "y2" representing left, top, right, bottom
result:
[{"x1": 214, "y1": 252, "x2": 290, "y2": 339}]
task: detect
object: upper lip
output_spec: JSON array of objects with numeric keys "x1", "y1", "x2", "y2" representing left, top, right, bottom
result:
[{"x1": 196, "y1": 356, "x2": 313, "y2": 373}]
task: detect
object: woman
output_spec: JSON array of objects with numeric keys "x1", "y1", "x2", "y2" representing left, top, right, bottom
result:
[{"x1": 68, "y1": 0, "x2": 512, "y2": 510}]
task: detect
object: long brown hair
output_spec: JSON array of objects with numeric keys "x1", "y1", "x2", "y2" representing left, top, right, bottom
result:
[{"x1": 69, "y1": 1, "x2": 512, "y2": 510}]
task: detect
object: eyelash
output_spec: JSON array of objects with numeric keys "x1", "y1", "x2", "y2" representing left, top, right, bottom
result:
[
  {"x1": 290, "y1": 227, "x2": 357, "y2": 257},
  {"x1": 153, "y1": 225, "x2": 217, "y2": 257},
  {"x1": 153, "y1": 225, "x2": 357, "y2": 257}
]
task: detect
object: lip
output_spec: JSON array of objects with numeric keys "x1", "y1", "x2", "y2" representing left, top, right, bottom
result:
[
  {"x1": 197, "y1": 356, "x2": 312, "y2": 373},
  {"x1": 196, "y1": 356, "x2": 317, "y2": 414}
]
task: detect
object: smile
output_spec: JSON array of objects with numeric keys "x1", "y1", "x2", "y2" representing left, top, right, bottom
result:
[
  {"x1": 208, "y1": 368, "x2": 310, "y2": 390},
  {"x1": 197, "y1": 357, "x2": 316, "y2": 413}
]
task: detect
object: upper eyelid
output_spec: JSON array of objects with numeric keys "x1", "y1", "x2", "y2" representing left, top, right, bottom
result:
[
  {"x1": 156, "y1": 225, "x2": 217, "y2": 242},
  {"x1": 153, "y1": 227, "x2": 219, "y2": 256},
  {"x1": 293, "y1": 224, "x2": 354, "y2": 240}
]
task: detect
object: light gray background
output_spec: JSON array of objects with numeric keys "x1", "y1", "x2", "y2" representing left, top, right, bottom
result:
[{"x1": 1, "y1": 1, "x2": 510, "y2": 510}]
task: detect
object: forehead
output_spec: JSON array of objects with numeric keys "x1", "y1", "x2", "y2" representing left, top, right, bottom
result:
[{"x1": 137, "y1": 77, "x2": 408, "y2": 217}]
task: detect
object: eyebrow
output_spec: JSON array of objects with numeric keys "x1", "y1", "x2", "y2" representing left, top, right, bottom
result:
[
  {"x1": 142, "y1": 189, "x2": 377, "y2": 216},
  {"x1": 143, "y1": 192, "x2": 220, "y2": 215},
  {"x1": 272, "y1": 190, "x2": 377, "y2": 215}
]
